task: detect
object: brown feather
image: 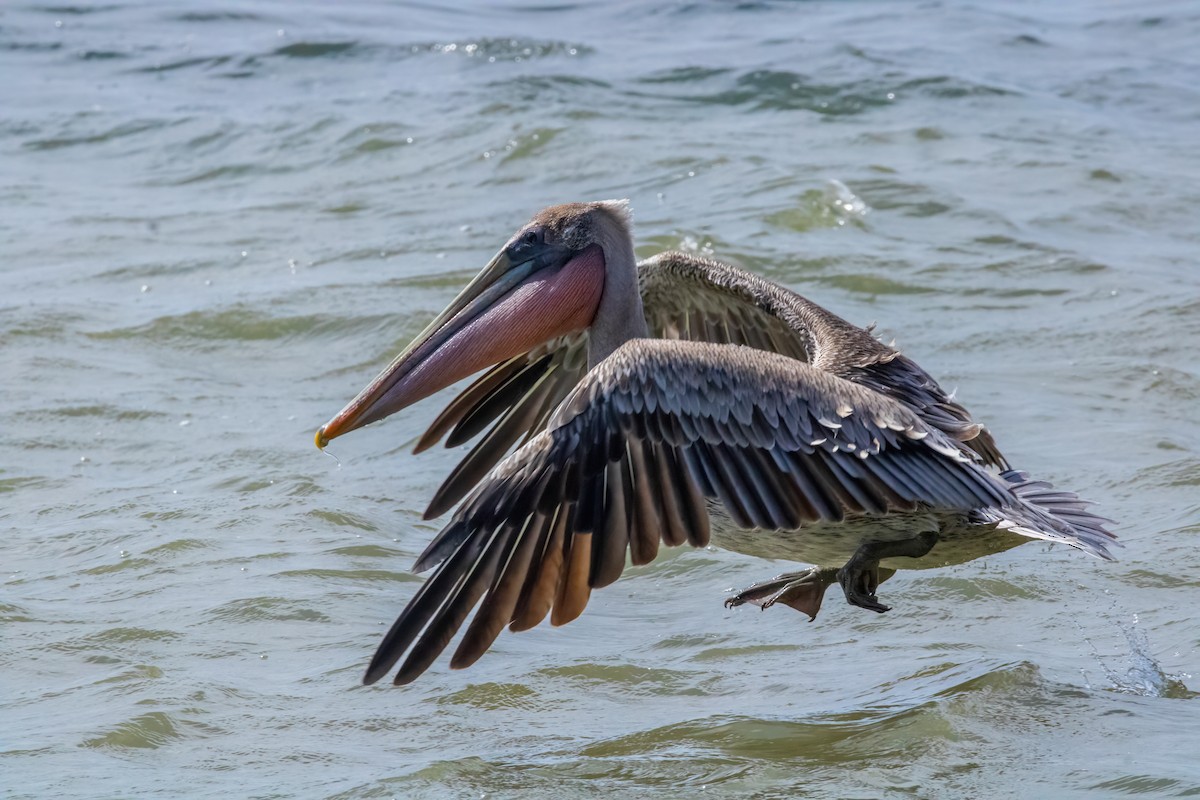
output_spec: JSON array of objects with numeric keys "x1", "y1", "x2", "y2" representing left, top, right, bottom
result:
[
  {"x1": 625, "y1": 441, "x2": 662, "y2": 565},
  {"x1": 508, "y1": 503, "x2": 570, "y2": 632},
  {"x1": 450, "y1": 511, "x2": 547, "y2": 669},
  {"x1": 644, "y1": 443, "x2": 683, "y2": 547},
  {"x1": 552, "y1": 531, "x2": 593, "y2": 626},
  {"x1": 590, "y1": 460, "x2": 630, "y2": 588},
  {"x1": 393, "y1": 525, "x2": 511, "y2": 684}
]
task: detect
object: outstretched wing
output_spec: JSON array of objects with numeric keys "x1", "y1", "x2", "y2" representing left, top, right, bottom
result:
[
  {"x1": 365, "y1": 339, "x2": 1015, "y2": 685},
  {"x1": 414, "y1": 252, "x2": 1006, "y2": 520}
]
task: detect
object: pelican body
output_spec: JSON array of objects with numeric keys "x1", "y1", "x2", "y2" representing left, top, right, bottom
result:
[{"x1": 317, "y1": 201, "x2": 1117, "y2": 685}]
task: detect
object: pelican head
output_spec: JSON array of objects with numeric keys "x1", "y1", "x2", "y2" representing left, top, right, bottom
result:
[{"x1": 316, "y1": 200, "x2": 633, "y2": 447}]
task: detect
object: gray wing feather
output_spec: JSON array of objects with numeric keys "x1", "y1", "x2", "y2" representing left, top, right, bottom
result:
[{"x1": 973, "y1": 469, "x2": 1118, "y2": 560}]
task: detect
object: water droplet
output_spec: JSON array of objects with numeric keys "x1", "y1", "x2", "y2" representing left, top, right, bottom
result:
[
  {"x1": 54, "y1": 20, "x2": 63, "y2": 28},
  {"x1": 140, "y1": 284, "x2": 150, "y2": 293},
  {"x1": 241, "y1": 250, "x2": 248, "y2": 258},
  {"x1": 179, "y1": 419, "x2": 191, "y2": 427},
  {"x1": 887, "y1": 92, "x2": 895, "y2": 100}
]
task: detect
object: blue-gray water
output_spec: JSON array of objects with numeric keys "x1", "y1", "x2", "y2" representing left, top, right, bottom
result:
[{"x1": 4, "y1": 1, "x2": 1199, "y2": 797}]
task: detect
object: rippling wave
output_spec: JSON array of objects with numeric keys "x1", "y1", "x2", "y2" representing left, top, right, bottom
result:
[{"x1": 3, "y1": 0, "x2": 1198, "y2": 797}]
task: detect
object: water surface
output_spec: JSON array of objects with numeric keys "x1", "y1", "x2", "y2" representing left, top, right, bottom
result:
[{"x1": 4, "y1": 1, "x2": 1199, "y2": 797}]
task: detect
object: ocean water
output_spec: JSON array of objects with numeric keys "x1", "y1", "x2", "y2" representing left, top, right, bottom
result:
[{"x1": 3, "y1": 1, "x2": 1199, "y2": 797}]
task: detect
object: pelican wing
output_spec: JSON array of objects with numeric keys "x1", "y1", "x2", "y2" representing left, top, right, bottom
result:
[
  {"x1": 641, "y1": 252, "x2": 1007, "y2": 468},
  {"x1": 365, "y1": 339, "x2": 1015, "y2": 685},
  {"x1": 638, "y1": 252, "x2": 812, "y2": 360},
  {"x1": 416, "y1": 252, "x2": 1006, "y2": 520}
]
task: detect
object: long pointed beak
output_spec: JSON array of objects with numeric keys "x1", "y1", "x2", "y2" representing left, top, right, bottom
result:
[{"x1": 316, "y1": 243, "x2": 605, "y2": 448}]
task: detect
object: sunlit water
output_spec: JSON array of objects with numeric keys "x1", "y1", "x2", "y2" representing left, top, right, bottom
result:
[{"x1": 4, "y1": 1, "x2": 1199, "y2": 797}]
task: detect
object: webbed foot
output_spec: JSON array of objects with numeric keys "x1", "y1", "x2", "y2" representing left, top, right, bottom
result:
[
  {"x1": 835, "y1": 531, "x2": 938, "y2": 614},
  {"x1": 724, "y1": 568, "x2": 838, "y2": 621},
  {"x1": 837, "y1": 564, "x2": 893, "y2": 613}
]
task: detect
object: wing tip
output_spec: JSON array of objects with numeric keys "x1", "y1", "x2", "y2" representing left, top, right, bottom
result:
[{"x1": 362, "y1": 657, "x2": 393, "y2": 686}]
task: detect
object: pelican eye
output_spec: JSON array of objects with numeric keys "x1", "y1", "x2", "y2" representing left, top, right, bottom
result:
[
  {"x1": 523, "y1": 229, "x2": 543, "y2": 249},
  {"x1": 508, "y1": 228, "x2": 544, "y2": 261}
]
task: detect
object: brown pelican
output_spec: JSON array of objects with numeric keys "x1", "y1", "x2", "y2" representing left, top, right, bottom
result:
[{"x1": 316, "y1": 200, "x2": 1117, "y2": 685}]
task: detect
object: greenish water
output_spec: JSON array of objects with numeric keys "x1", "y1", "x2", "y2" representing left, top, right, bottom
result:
[{"x1": 3, "y1": 1, "x2": 1199, "y2": 797}]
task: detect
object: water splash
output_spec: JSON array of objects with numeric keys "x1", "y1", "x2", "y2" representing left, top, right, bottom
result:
[
  {"x1": 1079, "y1": 614, "x2": 1196, "y2": 699},
  {"x1": 824, "y1": 179, "x2": 870, "y2": 223},
  {"x1": 765, "y1": 180, "x2": 871, "y2": 232}
]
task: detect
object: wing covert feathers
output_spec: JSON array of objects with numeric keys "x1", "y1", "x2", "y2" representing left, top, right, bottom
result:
[{"x1": 641, "y1": 252, "x2": 1008, "y2": 468}]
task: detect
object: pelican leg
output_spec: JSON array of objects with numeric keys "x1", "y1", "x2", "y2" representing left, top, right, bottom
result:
[
  {"x1": 836, "y1": 532, "x2": 937, "y2": 613},
  {"x1": 724, "y1": 567, "x2": 839, "y2": 621}
]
